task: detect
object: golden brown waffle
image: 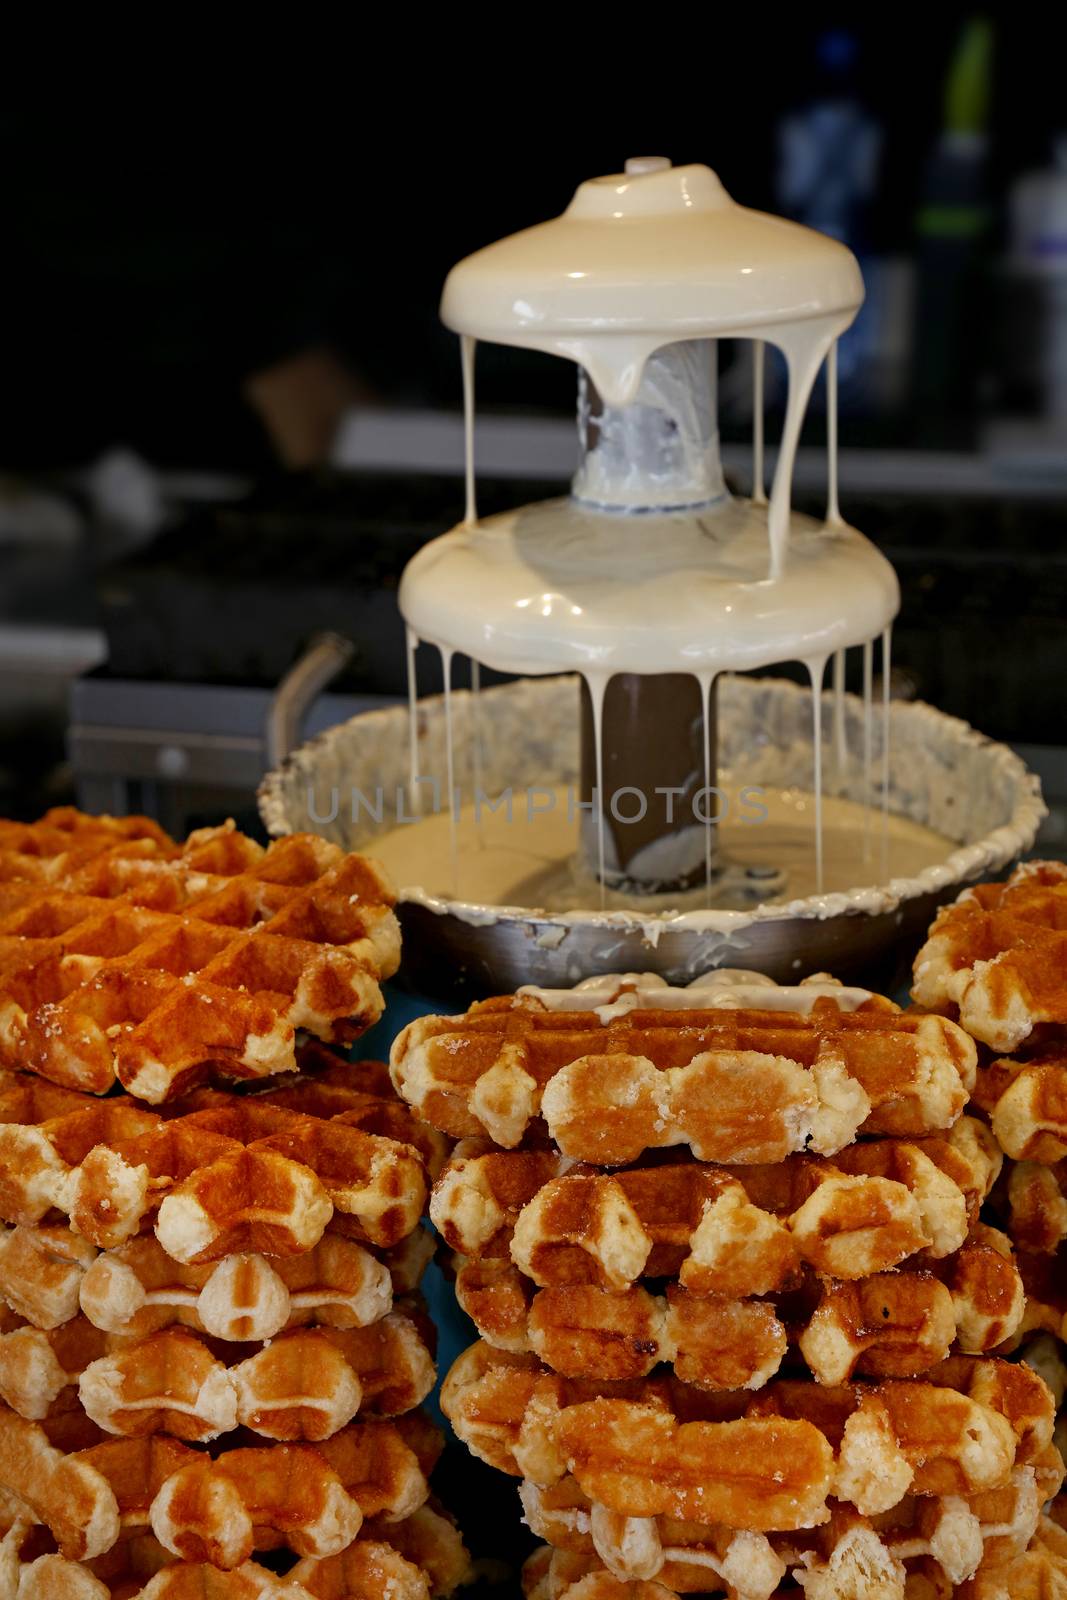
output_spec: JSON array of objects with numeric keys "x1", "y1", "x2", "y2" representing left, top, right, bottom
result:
[
  {"x1": 523, "y1": 1546, "x2": 674, "y2": 1600},
  {"x1": 521, "y1": 1498, "x2": 791, "y2": 1595},
  {"x1": 799, "y1": 1226, "x2": 1025, "y2": 1380},
  {"x1": 258, "y1": 1046, "x2": 451, "y2": 1181},
  {"x1": 454, "y1": 1223, "x2": 1024, "y2": 1387},
  {"x1": 0, "y1": 1514, "x2": 470, "y2": 1598},
  {"x1": 972, "y1": 1049, "x2": 1067, "y2": 1164},
  {"x1": 0, "y1": 1223, "x2": 97, "y2": 1329},
  {"x1": 72, "y1": 1318, "x2": 436, "y2": 1440},
  {"x1": 352, "y1": 1502, "x2": 471, "y2": 1598},
  {"x1": 0, "y1": 1527, "x2": 179, "y2": 1600},
  {"x1": 441, "y1": 1341, "x2": 1054, "y2": 1523},
  {"x1": 455, "y1": 1266, "x2": 788, "y2": 1387},
  {"x1": 228, "y1": 1318, "x2": 438, "y2": 1436},
  {"x1": 512, "y1": 1153, "x2": 973, "y2": 1287},
  {"x1": 0, "y1": 1405, "x2": 443, "y2": 1571},
  {"x1": 0, "y1": 808, "x2": 171, "y2": 881},
  {"x1": 0, "y1": 811, "x2": 399, "y2": 1103},
  {"x1": 291, "y1": 1503, "x2": 471, "y2": 1597},
  {"x1": 956, "y1": 1513, "x2": 1067, "y2": 1598},
  {"x1": 912, "y1": 860, "x2": 1067, "y2": 1052},
  {"x1": 0, "y1": 1536, "x2": 454, "y2": 1600},
  {"x1": 431, "y1": 1122, "x2": 998, "y2": 1287},
  {"x1": 521, "y1": 1447, "x2": 1063, "y2": 1593},
  {"x1": 999, "y1": 1157, "x2": 1067, "y2": 1254},
  {"x1": 2, "y1": 1224, "x2": 412, "y2": 1340},
  {"x1": 0, "y1": 1313, "x2": 109, "y2": 1419},
  {"x1": 149, "y1": 1424, "x2": 427, "y2": 1567},
  {"x1": 0, "y1": 1048, "x2": 444, "y2": 1245},
  {"x1": 391, "y1": 992, "x2": 977, "y2": 1159},
  {"x1": 0, "y1": 1411, "x2": 186, "y2": 1559},
  {"x1": 1014, "y1": 1247, "x2": 1067, "y2": 1343},
  {"x1": 0, "y1": 1087, "x2": 427, "y2": 1258}
]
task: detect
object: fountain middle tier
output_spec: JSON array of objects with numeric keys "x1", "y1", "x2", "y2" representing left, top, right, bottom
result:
[{"x1": 398, "y1": 494, "x2": 900, "y2": 678}]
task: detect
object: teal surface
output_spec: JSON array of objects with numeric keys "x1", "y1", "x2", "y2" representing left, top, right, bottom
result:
[
  {"x1": 351, "y1": 982, "x2": 439, "y2": 1059},
  {"x1": 352, "y1": 983, "x2": 474, "y2": 1422}
]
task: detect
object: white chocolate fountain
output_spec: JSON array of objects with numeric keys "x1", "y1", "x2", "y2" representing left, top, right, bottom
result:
[
  {"x1": 401, "y1": 158, "x2": 902, "y2": 905},
  {"x1": 260, "y1": 159, "x2": 1045, "y2": 996}
]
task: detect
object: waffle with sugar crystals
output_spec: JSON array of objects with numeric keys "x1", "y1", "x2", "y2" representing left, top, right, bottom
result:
[
  {"x1": 76, "y1": 1232, "x2": 399, "y2": 1340},
  {"x1": 521, "y1": 1447, "x2": 1062, "y2": 1593},
  {"x1": 350, "y1": 1502, "x2": 470, "y2": 1598},
  {"x1": 998, "y1": 1158, "x2": 1067, "y2": 1254},
  {"x1": 955, "y1": 1512, "x2": 1067, "y2": 1599},
  {"x1": 0, "y1": 1411, "x2": 188, "y2": 1559},
  {"x1": 911, "y1": 859, "x2": 1067, "y2": 1053},
  {"x1": 77, "y1": 1273, "x2": 435, "y2": 1427},
  {"x1": 0, "y1": 1406, "x2": 440, "y2": 1571},
  {"x1": 523, "y1": 1546, "x2": 675, "y2": 1600},
  {"x1": 1, "y1": 1219, "x2": 422, "y2": 1342},
  {"x1": 391, "y1": 992, "x2": 977, "y2": 1160},
  {"x1": 0, "y1": 1222, "x2": 97, "y2": 1330},
  {"x1": 123, "y1": 1101, "x2": 423, "y2": 1261},
  {"x1": 1013, "y1": 1246, "x2": 1067, "y2": 1344},
  {"x1": 0, "y1": 807, "x2": 171, "y2": 881},
  {"x1": 25, "y1": 1559, "x2": 311, "y2": 1599},
  {"x1": 508, "y1": 1154, "x2": 975, "y2": 1292},
  {"x1": 0, "y1": 1312, "x2": 109, "y2": 1419},
  {"x1": 290, "y1": 1503, "x2": 471, "y2": 1599},
  {"x1": 454, "y1": 1224, "x2": 1023, "y2": 1387},
  {"x1": 228, "y1": 1319, "x2": 438, "y2": 1435},
  {"x1": 521, "y1": 1538, "x2": 922, "y2": 1600},
  {"x1": 0, "y1": 1520, "x2": 469, "y2": 1600},
  {"x1": 75, "y1": 1318, "x2": 435, "y2": 1440},
  {"x1": 555, "y1": 1391, "x2": 1007, "y2": 1526},
  {"x1": 0, "y1": 1083, "x2": 428, "y2": 1259},
  {"x1": 433, "y1": 1121, "x2": 997, "y2": 1288},
  {"x1": 442, "y1": 1341, "x2": 1053, "y2": 1517},
  {"x1": 0, "y1": 1056, "x2": 444, "y2": 1254},
  {"x1": 148, "y1": 1425, "x2": 429, "y2": 1567},
  {"x1": 972, "y1": 1049, "x2": 1067, "y2": 1164},
  {"x1": 799, "y1": 1228, "x2": 1025, "y2": 1382},
  {"x1": 455, "y1": 1266, "x2": 788, "y2": 1388},
  {"x1": 257, "y1": 1045, "x2": 451, "y2": 1181},
  {"x1": 521, "y1": 1487, "x2": 790, "y2": 1596},
  {"x1": 0, "y1": 811, "x2": 400, "y2": 1103}
]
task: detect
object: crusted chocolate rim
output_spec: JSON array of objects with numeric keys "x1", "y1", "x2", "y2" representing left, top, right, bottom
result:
[{"x1": 259, "y1": 674, "x2": 1046, "y2": 933}]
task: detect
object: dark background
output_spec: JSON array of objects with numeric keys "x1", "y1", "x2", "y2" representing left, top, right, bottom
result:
[{"x1": 2, "y1": 13, "x2": 1064, "y2": 468}]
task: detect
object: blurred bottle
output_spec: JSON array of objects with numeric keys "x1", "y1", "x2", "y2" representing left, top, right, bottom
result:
[
  {"x1": 775, "y1": 30, "x2": 911, "y2": 417},
  {"x1": 912, "y1": 17, "x2": 994, "y2": 440},
  {"x1": 1003, "y1": 138, "x2": 1067, "y2": 418}
]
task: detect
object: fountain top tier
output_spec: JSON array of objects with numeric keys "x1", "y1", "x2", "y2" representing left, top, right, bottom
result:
[
  {"x1": 439, "y1": 158, "x2": 864, "y2": 406},
  {"x1": 400, "y1": 159, "x2": 898, "y2": 675}
]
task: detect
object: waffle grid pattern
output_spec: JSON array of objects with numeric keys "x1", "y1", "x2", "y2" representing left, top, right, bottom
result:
[
  {"x1": 0, "y1": 808, "x2": 469, "y2": 1600},
  {"x1": 389, "y1": 972, "x2": 1067, "y2": 1598}
]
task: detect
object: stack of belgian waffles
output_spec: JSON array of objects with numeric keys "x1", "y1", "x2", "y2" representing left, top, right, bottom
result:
[
  {"x1": 912, "y1": 858, "x2": 1067, "y2": 1595},
  {"x1": 0, "y1": 807, "x2": 470, "y2": 1600},
  {"x1": 391, "y1": 952, "x2": 1067, "y2": 1598}
]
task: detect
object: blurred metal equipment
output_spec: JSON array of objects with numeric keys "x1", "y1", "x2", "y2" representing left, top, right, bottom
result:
[
  {"x1": 265, "y1": 632, "x2": 355, "y2": 769},
  {"x1": 70, "y1": 670, "x2": 394, "y2": 839}
]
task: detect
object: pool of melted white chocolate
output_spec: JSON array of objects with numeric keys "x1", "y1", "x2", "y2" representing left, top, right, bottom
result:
[{"x1": 367, "y1": 784, "x2": 956, "y2": 914}]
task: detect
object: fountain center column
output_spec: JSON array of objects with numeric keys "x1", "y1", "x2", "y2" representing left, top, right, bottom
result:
[{"x1": 573, "y1": 340, "x2": 725, "y2": 894}]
